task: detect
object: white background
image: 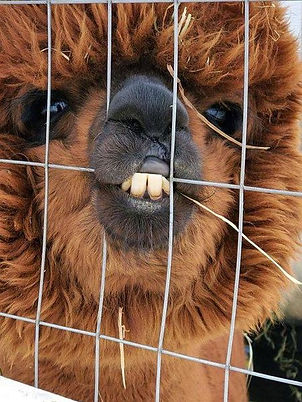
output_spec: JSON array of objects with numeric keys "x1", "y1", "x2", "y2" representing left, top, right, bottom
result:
[{"x1": 283, "y1": 1, "x2": 302, "y2": 53}]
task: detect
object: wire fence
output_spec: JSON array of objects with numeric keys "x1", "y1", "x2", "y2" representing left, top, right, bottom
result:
[{"x1": 0, "y1": 0, "x2": 302, "y2": 401}]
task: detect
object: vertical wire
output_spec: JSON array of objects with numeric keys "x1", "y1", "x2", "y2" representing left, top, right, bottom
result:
[
  {"x1": 94, "y1": 237, "x2": 107, "y2": 402},
  {"x1": 94, "y1": 1, "x2": 112, "y2": 401},
  {"x1": 105, "y1": 0, "x2": 112, "y2": 116},
  {"x1": 155, "y1": 1, "x2": 179, "y2": 401},
  {"x1": 34, "y1": 0, "x2": 52, "y2": 388},
  {"x1": 223, "y1": 1, "x2": 249, "y2": 401}
]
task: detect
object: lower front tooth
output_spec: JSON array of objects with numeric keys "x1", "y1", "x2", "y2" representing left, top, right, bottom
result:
[
  {"x1": 130, "y1": 173, "x2": 148, "y2": 198},
  {"x1": 147, "y1": 174, "x2": 162, "y2": 200}
]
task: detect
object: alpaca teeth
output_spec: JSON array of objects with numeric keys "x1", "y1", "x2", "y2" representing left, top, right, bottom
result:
[
  {"x1": 162, "y1": 177, "x2": 170, "y2": 195},
  {"x1": 130, "y1": 173, "x2": 148, "y2": 198},
  {"x1": 122, "y1": 173, "x2": 170, "y2": 199},
  {"x1": 147, "y1": 174, "x2": 162, "y2": 200},
  {"x1": 121, "y1": 177, "x2": 132, "y2": 191}
]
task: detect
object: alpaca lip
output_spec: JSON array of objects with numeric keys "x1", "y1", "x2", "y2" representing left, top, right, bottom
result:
[
  {"x1": 117, "y1": 185, "x2": 170, "y2": 211},
  {"x1": 94, "y1": 180, "x2": 193, "y2": 250},
  {"x1": 111, "y1": 182, "x2": 170, "y2": 212},
  {"x1": 139, "y1": 156, "x2": 170, "y2": 177}
]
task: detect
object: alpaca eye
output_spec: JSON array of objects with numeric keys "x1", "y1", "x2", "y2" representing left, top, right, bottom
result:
[
  {"x1": 41, "y1": 100, "x2": 68, "y2": 118},
  {"x1": 21, "y1": 90, "x2": 69, "y2": 145},
  {"x1": 205, "y1": 106, "x2": 226, "y2": 121},
  {"x1": 203, "y1": 103, "x2": 242, "y2": 136}
]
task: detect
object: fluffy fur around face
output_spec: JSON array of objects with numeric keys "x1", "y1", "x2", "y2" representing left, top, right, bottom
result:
[{"x1": 0, "y1": 2, "x2": 301, "y2": 401}]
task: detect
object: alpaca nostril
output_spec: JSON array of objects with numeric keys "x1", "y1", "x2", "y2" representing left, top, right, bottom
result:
[{"x1": 139, "y1": 156, "x2": 170, "y2": 177}]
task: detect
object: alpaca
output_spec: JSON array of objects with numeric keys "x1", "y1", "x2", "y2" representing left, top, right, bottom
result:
[{"x1": 0, "y1": 3, "x2": 301, "y2": 401}]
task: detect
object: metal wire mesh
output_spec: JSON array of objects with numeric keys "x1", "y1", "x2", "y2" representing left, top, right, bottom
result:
[{"x1": 0, "y1": 0, "x2": 302, "y2": 401}]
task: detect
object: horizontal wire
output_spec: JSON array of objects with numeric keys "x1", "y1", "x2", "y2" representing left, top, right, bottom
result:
[
  {"x1": 0, "y1": 158, "x2": 95, "y2": 172},
  {"x1": 230, "y1": 366, "x2": 302, "y2": 388},
  {"x1": 0, "y1": 312, "x2": 36, "y2": 325},
  {"x1": 174, "y1": 179, "x2": 302, "y2": 198},
  {"x1": 175, "y1": 177, "x2": 241, "y2": 190},
  {"x1": 1, "y1": 311, "x2": 302, "y2": 388},
  {"x1": 242, "y1": 185, "x2": 302, "y2": 197},
  {"x1": 40, "y1": 320, "x2": 96, "y2": 337},
  {"x1": 1, "y1": 158, "x2": 302, "y2": 197}
]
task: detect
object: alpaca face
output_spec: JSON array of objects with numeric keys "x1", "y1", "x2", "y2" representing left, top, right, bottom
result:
[{"x1": 13, "y1": 65, "x2": 244, "y2": 252}]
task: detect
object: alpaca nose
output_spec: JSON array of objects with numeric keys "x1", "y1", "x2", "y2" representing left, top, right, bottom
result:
[
  {"x1": 92, "y1": 74, "x2": 201, "y2": 188},
  {"x1": 107, "y1": 75, "x2": 189, "y2": 141}
]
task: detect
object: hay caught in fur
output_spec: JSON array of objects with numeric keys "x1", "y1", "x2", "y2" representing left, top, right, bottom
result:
[
  {"x1": 243, "y1": 332, "x2": 254, "y2": 388},
  {"x1": 40, "y1": 47, "x2": 71, "y2": 62},
  {"x1": 181, "y1": 193, "x2": 302, "y2": 286},
  {"x1": 178, "y1": 7, "x2": 193, "y2": 41},
  {"x1": 118, "y1": 307, "x2": 127, "y2": 389},
  {"x1": 167, "y1": 64, "x2": 270, "y2": 151}
]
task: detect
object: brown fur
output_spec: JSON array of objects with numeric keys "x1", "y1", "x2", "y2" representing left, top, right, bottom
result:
[{"x1": 0, "y1": 2, "x2": 301, "y2": 401}]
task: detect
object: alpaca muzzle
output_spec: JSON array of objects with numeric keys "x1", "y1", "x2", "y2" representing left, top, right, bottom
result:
[{"x1": 89, "y1": 73, "x2": 202, "y2": 249}]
